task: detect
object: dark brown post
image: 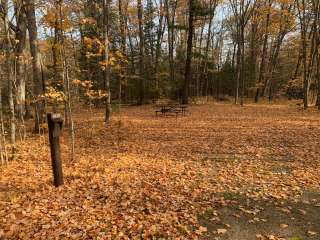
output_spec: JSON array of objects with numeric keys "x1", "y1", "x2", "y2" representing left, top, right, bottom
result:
[{"x1": 47, "y1": 113, "x2": 64, "y2": 187}]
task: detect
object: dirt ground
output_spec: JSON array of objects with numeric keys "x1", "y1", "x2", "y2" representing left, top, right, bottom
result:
[{"x1": 0, "y1": 102, "x2": 319, "y2": 239}]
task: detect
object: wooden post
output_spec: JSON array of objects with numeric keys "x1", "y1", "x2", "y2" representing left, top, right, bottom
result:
[{"x1": 47, "y1": 113, "x2": 64, "y2": 187}]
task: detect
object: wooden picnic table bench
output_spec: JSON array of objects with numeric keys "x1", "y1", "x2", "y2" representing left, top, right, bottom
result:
[{"x1": 155, "y1": 104, "x2": 188, "y2": 117}]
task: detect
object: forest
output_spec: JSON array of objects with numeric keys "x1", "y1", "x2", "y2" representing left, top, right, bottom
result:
[{"x1": 0, "y1": 0, "x2": 320, "y2": 239}]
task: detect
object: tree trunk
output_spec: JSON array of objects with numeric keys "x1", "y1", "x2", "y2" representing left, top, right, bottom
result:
[
  {"x1": 57, "y1": 0, "x2": 75, "y2": 160},
  {"x1": 203, "y1": 15, "x2": 213, "y2": 99},
  {"x1": 52, "y1": 7, "x2": 61, "y2": 88},
  {"x1": 103, "y1": 0, "x2": 112, "y2": 122},
  {"x1": 15, "y1": 3, "x2": 27, "y2": 120},
  {"x1": 154, "y1": 0, "x2": 165, "y2": 90},
  {"x1": 125, "y1": 15, "x2": 135, "y2": 78},
  {"x1": 0, "y1": 88, "x2": 8, "y2": 165},
  {"x1": 235, "y1": 42, "x2": 240, "y2": 104},
  {"x1": 25, "y1": 0, "x2": 44, "y2": 132},
  {"x1": 182, "y1": 0, "x2": 194, "y2": 105},
  {"x1": 240, "y1": 26, "x2": 245, "y2": 106},
  {"x1": 314, "y1": 1, "x2": 320, "y2": 110},
  {"x1": 315, "y1": 0, "x2": 320, "y2": 109},
  {"x1": 256, "y1": 0, "x2": 272, "y2": 102},
  {"x1": 292, "y1": 51, "x2": 302, "y2": 81},
  {"x1": 297, "y1": 0, "x2": 309, "y2": 109},
  {"x1": 301, "y1": 6, "x2": 309, "y2": 110},
  {"x1": 137, "y1": 0, "x2": 145, "y2": 105},
  {"x1": 3, "y1": 0, "x2": 15, "y2": 149},
  {"x1": 202, "y1": 0, "x2": 216, "y2": 99},
  {"x1": 165, "y1": 0, "x2": 177, "y2": 96},
  {"x1": 249, "y1": 14, "x2": 258, "y2": 90},
  {"x1": 266, "y1": 32, "x2": 287, "y2": 101},
  {"x1": 317, "y1": 53, "x2": 320, "y2": 109},
  {"x1": 196, "y1": 23, "x2": 205, "y2": 98},
  {"x1": 118, "y1": 0, "x2": 127, "y2": 103}
]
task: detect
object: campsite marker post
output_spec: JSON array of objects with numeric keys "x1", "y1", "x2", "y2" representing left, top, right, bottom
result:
[{"x1": 47, "y1": 113, "x2": 64, "y2": 187}]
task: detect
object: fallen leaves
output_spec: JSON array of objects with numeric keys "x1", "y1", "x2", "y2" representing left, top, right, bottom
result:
[
  {"x1": 0, "y1": 104, "x2": 320, "y2": 239},
  {"x1": 217, "y1": 228, "x2": 227, "y2": 235},
  {"x1": 268, "y1": 235, "x2": 277, "y2": 240},
  {"x1": 298, "y1": 209, "x2": 307, "y2": 215},
  {"x1": 195, "y1": 226, "x2": 207, "y2": 235},
  {"x1": 307, "y1": 230, "x2": 318, "y2": 236},
  {"x1": 255, "y1": 234, "x2": 288, "y2": 240},
  {"x1": 280, "y1": 223, "x2": 289, "y2": 229},
  {"x1": 256, "y1": 234, "x2": 264, "y2": 239},
  {"x1": 280, "y1": 207, "x2": 291, "y2": 214}
]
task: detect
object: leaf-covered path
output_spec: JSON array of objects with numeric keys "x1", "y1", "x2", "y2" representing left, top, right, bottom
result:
[{"x1": 1, "y1": 103, "x2": 320, "y2": 239}]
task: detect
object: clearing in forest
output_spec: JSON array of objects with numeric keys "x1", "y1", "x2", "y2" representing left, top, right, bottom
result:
[{"x1": 0, "y1": 103, "x2": 320, "y2": 240}]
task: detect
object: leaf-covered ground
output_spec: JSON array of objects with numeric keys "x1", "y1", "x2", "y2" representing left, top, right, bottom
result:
[{"x1": 0, "y1": 103, "x2": 320, "y2": 239}]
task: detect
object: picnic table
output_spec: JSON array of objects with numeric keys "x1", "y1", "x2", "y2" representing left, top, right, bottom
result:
[{"x1": 155, "y1": 104, "x2": 188, "y2": 117}]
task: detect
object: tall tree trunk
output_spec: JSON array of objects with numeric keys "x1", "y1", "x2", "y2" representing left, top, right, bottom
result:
[
  {"x1": 2, "y1": 0, "x2": 15, "y2": 150},
  {"x1": 52, "y1": 7, "x2": 61, "y2": 88},
  {"x1": 165, "y1": 0, "x2": 177, "y2": 96},
  {"x1": 118, "y1": 0, "x2": 127, "y2": 103},
  {"x1": 182, "y1": 0, "x2": 194, "y2": 104},
  {"x1": 196, "y1": 23, "x2": 205, "y2": 98},
  {"x1": 297, "y1": 0, "x2": 309, "y2": 109},
  {"x1": 266, "y1": 32, "x2": 287, "y2": 101},
  {"x1": 125, "y1": 15, "x2": 135, "y2": 78},
  {"x1": 301, "y1": 3, "x2": 308, "y2": 110},
  {"x1": 104, "y1": 0, "x2": 112, "y2": 122},
  {"x1": 256, "y1": 0, "x2": 272, "y2": 102},
  {"x1": 137, "y1": 0, "x2": 145, "y2": 105},
  {"x1": 317, "y1": 52, "x2": 320, "y2": 109},
  {"x1": 165, "y1": 0, "x2": 177, "y2": 95},
  {"x1": 249, "y1": 16, "x2": 258, "y2": 100},
  {"x1": 314, "y1": 0, "x2": 320, "y2": 109},
  {"x1": 25, "y1": 0, "x2": 44, "y2": 132},
  {"x1": 0, "y1": 88, "x2": 9, "y2": 165},
  {"x1": 57, "y1": 0, "x2": 75, "y2": 160},
  {"x1": 240, "y1": 26, "x2": 245, "y2": 106},
  {"x1": 15, "y1": 4, "x2": 27, "y2": 121},
  {"x1": 154, "y1": 0, "x2": 165, "y2": 90},
  {"x1": 202, "y1": 15, "x2": 214, "y2": 98},
  {"x1": 317, "y1": 1, "x2": 320, "y2": 110},
  {"x1": 235, "y1": 42, "x2": 240, "y2": 104},
  {"x1": 203, "y1": 14, "x2": 214, "y2": 99},
  {"x1": 238, "y1": 2, "x2": 245, "y2": 106},
  {"x1": 292, "y1": 51, "x2": 302, "y2": 81}
]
